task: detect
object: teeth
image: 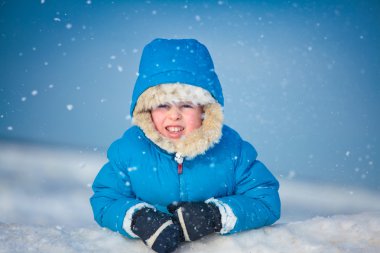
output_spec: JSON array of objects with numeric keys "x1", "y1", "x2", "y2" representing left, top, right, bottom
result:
[{"x1": 166, "y1": 126, "x2": 184, "y2": 133}]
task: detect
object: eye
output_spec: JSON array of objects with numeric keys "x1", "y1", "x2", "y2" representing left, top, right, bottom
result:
[
  {"x1": 157, "y1": 104, "x2": 170, "y2": 109},
  {"x1": 181, "y1": 103, "x2": 195, "y2": 109}
]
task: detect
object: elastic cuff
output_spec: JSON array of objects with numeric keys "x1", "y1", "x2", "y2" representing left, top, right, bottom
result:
[
  {"x1": 205, "y1": 198, "x2": 237, "y2": 234},
  {"x1": 122, "y1": 202, "x2": 155, "y2": 238}
]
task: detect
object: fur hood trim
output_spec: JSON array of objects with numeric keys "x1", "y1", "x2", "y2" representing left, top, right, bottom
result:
[
  {"x1": 132, "y1": 84, "x2": 223, "y2": 159},
  {"x1": 133, "y1": 83, "x2": 216, "y2": 113}
]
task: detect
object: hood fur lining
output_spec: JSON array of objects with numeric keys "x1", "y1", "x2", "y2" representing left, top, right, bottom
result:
[
  {"x1": 132, "y1": 84, "x2": 223, "y2": 159},
  {"x1": 133, "y1": 83, "x2": 216, "y2": 113}
]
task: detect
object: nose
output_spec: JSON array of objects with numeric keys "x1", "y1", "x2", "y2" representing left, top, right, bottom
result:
[{"x1": 168, "y1": 106, "x2": 182, "y2": 120}]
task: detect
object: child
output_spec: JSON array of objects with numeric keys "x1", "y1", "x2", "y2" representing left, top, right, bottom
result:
[{"x1": 90, "y1": 38, "x2": 281, "y2": 253}]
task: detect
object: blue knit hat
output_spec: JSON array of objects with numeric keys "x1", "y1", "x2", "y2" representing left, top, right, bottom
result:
[{"x1": 130, "y1": 38, "x2": 224, "y2": 115}]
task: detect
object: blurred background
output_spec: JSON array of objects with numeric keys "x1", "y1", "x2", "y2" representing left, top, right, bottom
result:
[{"x1": 0, "y1": 1, "x2": 379, "y2": 226}]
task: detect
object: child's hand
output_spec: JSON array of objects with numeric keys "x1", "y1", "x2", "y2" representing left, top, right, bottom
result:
[
  {"x1": 132, "y1": 207, "x2": 183, "y2": 253},
  {"x1": 168, "y1": 202, "x2": 222, "y2": 241}
]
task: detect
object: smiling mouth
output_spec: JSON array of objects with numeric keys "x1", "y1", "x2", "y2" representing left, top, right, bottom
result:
[{"x1": 165, "y1": 126, "x2": 184, "y2": 133}]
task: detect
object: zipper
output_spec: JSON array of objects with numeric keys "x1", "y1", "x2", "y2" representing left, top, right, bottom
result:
[{"x1": 174, "y1": 152, "x2": 184, "y2": 174}]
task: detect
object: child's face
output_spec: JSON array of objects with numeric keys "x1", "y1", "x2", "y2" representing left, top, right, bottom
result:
[{"x1": 151, "y1": 102, "x2": 203, "y2": 140}]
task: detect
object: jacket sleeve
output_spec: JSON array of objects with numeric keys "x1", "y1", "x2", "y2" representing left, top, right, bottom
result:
[
  {"x1": 89, "y1": 140, "x2": 150, "y2": 239},
  {"x1": 208, "y1": 140, "x2": 281, "y2": 234}
]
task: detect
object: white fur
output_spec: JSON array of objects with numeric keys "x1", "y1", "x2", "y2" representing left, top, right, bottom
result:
[
  {"x1": 206, "y1": 198, "x2": 237, "y2": 234},
  {"x1": 122, "y1": 202, "x2": 155, "y2": 238},
  {"x1": 134, "y1": 83, "x2": 216, "y2": 112}
]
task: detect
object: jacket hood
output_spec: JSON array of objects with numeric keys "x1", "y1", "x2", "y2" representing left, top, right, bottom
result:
[
  {"x1": 130, "y1": 39, "x2": 224, "y2": 159},
  {"x1": 130, "y1": 38, "x2": 224, "y2": 116}
]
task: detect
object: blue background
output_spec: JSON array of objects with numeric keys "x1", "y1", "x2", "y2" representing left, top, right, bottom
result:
[{"x1": 1, "y1": 1, "x2": 379, "y2": 191}]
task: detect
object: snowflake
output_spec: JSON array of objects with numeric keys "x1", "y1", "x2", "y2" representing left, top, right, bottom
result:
[
  {"x1": 119, "y1": 171, "x2": 126, "y2": 178},
  {"x1": 128, "y1": 167, "x2": 138, "y2": 172},
  {"x1": 66, "y1": 104, "x2": 74, "y2": 111}
]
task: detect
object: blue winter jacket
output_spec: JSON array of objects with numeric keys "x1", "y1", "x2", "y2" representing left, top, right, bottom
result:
[
  {"x1": 90, "y1": 38, "x2": 280, "y2": 238},
  {"x1": 90, "y1": 125, "x2": 280, "y2": 238}
]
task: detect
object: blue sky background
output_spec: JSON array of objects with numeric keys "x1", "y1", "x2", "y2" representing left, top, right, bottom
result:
[{"x1": 1, "y1": 0, "x2": 379, "y2": 191}]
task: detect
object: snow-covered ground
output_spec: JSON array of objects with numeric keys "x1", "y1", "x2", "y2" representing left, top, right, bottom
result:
[{"x1": 1, "y1": 141, "x2": 379, "y2": 252}]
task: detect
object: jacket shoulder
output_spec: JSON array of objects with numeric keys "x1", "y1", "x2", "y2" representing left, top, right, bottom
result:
[
  {"x1": 107, "y1": 126, "x2": 146, "y2": 160},
  {"x1": 121, "y1": 126, "x2": 146, "y2": 142},
  {"x1": 220, "y1": 125, "x2": 244, "y2": 148},
  {"x1": 220, "y1": 125, "x2": 258, "y2": 158},
  {"x1": 222, "y1": 125, "x2": 241, "y2": 140}
]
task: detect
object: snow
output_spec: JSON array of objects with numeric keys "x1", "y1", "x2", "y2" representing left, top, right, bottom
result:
[
  {"x1": 117, "y1": 65, "x2": 124, "y2": 72},
  {"x1": 1, "y1": 212, "x2": 379, "y2": 253},
  {"x1": 0, "y1": 141, "x2": 379, "y2": 252},
  {"x1": 66, "y1": 104, "x2": 74, "y2": 111}
]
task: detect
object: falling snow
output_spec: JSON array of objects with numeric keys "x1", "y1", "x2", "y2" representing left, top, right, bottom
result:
[
  {"x1": 1, "y1": 1, "x2": 380, "y2": 251},
  {"x1": 127, "y1": 167, "x2": 138, "y2": 172},
  {"x1": 66, "y1": 104, "x2": 74, "y2": 111}
]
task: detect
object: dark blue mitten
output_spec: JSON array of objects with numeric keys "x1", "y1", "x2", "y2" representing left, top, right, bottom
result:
[
  {"x1": 168, "y1": 202, "x2": 222, "y2": 241},
  {"x1": 132, "y1": 207, "x2": 182, "y2": 253}
]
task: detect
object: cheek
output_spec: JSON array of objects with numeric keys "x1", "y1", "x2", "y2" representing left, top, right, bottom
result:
[
  {"x1": 151, "y1": 112, "x2": 164, "y2": 129},
  {"x1": 186, "y1": 112, "x2": 203, "y2": 129}
]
